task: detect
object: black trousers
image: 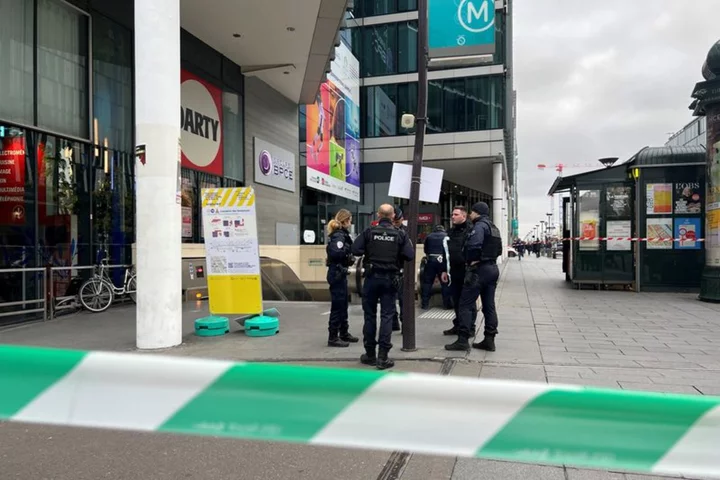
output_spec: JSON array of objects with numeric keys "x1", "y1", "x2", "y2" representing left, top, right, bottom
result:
[
  {"x1": 327, "y1": 264, "x2": 349, "y2": 337},
  {"x1": 457, "y1": 262, "x2": 500, "y2": 338}
]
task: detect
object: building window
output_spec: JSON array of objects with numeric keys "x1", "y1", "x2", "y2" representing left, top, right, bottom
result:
[
  {"x1": 352, "y1": 16, "x2": 505, "y2": 78},
  {"x1": 93, "y1": 13, "x2": 133, "y2": 154},
  {"x1": 0, "y1": 0, "x2": 35, "y2": 125},
  {"x1": 36, "y1": 0, "x2": 90, "y2": 139},
  {"x1": 362, "y1": 76, "x2": 504, "y2": 137},
  {"x1": 222, "y1": 91, "x2": 244, "y2": 182},
  {"x1": 353, "y1": 0, "x2": 417, "y2": 17}
]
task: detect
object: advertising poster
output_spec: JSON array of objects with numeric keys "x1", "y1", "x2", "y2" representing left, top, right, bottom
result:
[
  {"x1": 674, "y1": 217, "x2": 702, "y2": 250},
  {"x1": 305, "y1": 42, "x2": 361, "y2": 202},
  {"x1": 646, "y1": 183, "x2": 672, "y2": 214},
  {"x1": 606, "y1": 221, "x2": 631, "y2": 251},
  {"x1": 0, "y1": 135, "x2": 26, "y2": 225},
  {"x1": 707, "y1": 118, "x2": 720, "y2": 265},
  {"x1": 578, "y1": 190, "x2": 600, "y2": 251},
  {"x1": 647, "y1": 218, "x2": 673, "y2": 250},
  {"x1": 181, "y1": 70, "x2": 223, "y2": 176},
  {"x1": 606, "y1": 186, "x2": 631, "y2": 218},
  {"x1": 646, "y1": 183, "x2": 672, "y2": 215},
  {"x1": 201, "y1": 187, "x2": 262, "y2": 314},
  {"x1": 674, "y1": 182, "x2": 702, "y2": 214}
]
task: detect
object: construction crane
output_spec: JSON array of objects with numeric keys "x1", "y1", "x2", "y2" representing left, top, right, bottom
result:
[{"x1": 536, "y1": 162, "x2": 602, "y2": 176}]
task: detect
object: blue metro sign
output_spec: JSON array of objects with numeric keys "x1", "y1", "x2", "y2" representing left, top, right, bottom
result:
[{"x1": 428, "y1": 0, "x2": 496, "y2": 58}]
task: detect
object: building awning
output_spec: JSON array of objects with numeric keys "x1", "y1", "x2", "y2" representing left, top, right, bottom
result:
[
  {"x1": 624, "y1": 146, "x2": 706, "y2": 168},
  {"x1": 547, "y1": 164, "x2": 627, "y2": 196}
]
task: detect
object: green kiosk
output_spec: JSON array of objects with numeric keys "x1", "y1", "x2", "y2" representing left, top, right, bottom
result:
[{"x1": 550, "y1": 146, "x2": 706, "y2": 292}]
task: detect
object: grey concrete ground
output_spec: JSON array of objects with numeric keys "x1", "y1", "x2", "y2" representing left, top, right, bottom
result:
[{"x1": 2, "y1": 256, "x2": 720, "y2": 479}]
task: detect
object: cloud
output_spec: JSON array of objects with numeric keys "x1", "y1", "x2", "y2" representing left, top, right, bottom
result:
[{"x1": 515, "y1": 0, "x2": 719, "y2": 239}]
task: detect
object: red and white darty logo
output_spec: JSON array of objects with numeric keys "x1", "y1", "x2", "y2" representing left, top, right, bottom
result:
[{"x1": 180, "y1": 70, "x2": 223, "y2": 176}]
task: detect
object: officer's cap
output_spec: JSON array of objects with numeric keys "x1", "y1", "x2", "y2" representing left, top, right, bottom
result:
[
  {"x1": 433, "y1": 224, "x2": 445, "y2": 232},
  {"x1": 471, "y1": 202, "x2": 490, "y2": 216},
  {"x1": 394, "y1": 206, "x2": 404, "y2": 220}
]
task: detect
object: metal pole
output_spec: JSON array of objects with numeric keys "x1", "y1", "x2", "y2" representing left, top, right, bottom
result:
[{"x1": 402, "y1": 0, "x2": 428, "y2": 352}]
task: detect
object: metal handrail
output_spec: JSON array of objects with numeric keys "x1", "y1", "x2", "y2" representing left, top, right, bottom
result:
[{"x1": 0, "y1": 267, "x2": 47, "y2": 321}]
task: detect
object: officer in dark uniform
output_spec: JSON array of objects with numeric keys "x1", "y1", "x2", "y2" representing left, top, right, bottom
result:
[
  {"x1": 325, "y1": 209, "x2": 359, "y2": 347},
  {"x1": 445, "y1": 202, "x2": 502, "y2": 352},
  {"x1": 352, "y1": 204, "x2": 414, "y2": 369},
  {"x1": 420, "y1": 225, "x2": 452, "y2": 309},
  {"x1": 443, "y1": 206, "x2": 477, "y2": 336},
  {"x1": 391, "y1": 205, "x2": 407, "y2": 331}
]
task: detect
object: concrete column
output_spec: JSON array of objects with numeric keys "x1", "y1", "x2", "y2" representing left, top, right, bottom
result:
[
  {"x1": 502, "y1": 179, "x2": 508, "y2": 260},
  {"x1": 134, "y1": 0, "x2": 182, "y2": 349},
  {"x1": 492, "y1": 161, "x2": 503, "y2": 264}
]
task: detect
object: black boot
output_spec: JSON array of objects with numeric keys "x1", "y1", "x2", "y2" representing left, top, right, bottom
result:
[
  {"x1": 328, "y1": 335, "x2": 349, "y2": 348},
  {"x1": 443, "y1": 326, "x2": 458, "y2": 336},
  {"x1": 340, "y1": 332, "x2": 359, "y2": 343},
  {"x1": 472, "y1": 334, "x2": 496, "y2": 352},
  {"x1": 377, "y1": 349, "x2": 395, "y2": 370},
  {"x1": 360, "y1": 348, "x2": 377, "y2": 366},
  {"x1": 444, "y1": 336, "x2": 470, "y2": 351}
]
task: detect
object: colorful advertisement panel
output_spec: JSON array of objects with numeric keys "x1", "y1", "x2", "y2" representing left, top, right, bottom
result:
[
  {"x1": 306, "y1": 43, "x2": 361, "y2": 202},
  {"x1": 0, "y1": 136, "x2": 26, "y2": 225},
  {"x1": 675, "y1": 217, "x2": 702, "y2": 250}
]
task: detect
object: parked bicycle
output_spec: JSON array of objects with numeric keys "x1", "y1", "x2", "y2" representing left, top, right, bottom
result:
[{"x1": 78, "y1": 255, "x2": 137, "y2": 313}]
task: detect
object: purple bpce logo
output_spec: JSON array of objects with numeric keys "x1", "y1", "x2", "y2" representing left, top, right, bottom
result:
[{"x1": 259, "y1": 150, "x2": 272, "y2": 176}]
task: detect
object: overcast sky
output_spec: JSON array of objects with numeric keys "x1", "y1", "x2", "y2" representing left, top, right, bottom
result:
[{"x1": 514, "y1": 0, "x2": 719, "y2": 239}]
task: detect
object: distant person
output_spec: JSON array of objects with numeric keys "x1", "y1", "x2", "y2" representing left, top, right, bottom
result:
[
  {"x1": 325, "y1": 209, "x2": 358, "y2": 347},
  {"x1": 443, "y1": 206, "x2": 475, "y2": 336},
  {"x1": 445, "y1": 202, "x2": 502, "y2": 352},
  {"x1": 421, "y1": 224, "x2": 452, "y2": 310},
  {"x1": 352, "y1": 204, "x2": 414, "y2": 369}
]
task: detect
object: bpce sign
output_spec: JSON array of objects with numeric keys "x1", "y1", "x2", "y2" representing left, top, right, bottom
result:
[{"x1": 254, "y1": 137, "x2": 296, "y2": 193}]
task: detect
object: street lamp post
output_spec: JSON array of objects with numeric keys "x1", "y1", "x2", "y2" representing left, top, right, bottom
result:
[
  {"x1": 401, "y1": 0, "x2": 429, "y2": 350},
  {"x1": 691, "y1": 39, "x2": 720, "y2": 302}
]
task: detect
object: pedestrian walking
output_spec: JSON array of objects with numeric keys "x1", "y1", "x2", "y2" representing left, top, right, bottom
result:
[
  {"x1": 352, "y1": 204, "x2": 414, "y2": 369},
  {"x1": 445, "y1": 202, "x2": 502, "y2": 352},
  {"x1": 325, "y1": 209, "x2": 359, "y2": 347},
  {"x1": 391, "y1": 205, "x2": 407, "y2": 331}
]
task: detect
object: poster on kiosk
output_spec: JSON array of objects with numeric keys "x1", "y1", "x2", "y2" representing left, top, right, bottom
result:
[{"x1": 200, "y1": 187, "x2": 263, "y2": 314}]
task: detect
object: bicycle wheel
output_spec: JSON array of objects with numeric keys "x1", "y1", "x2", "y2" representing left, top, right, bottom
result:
[
  {"x1": 79, "y1": 278, "x2": 114, "y2": 313},
  {"x1": 127, "y1": 274, "x2": 137, "y2": 304}
]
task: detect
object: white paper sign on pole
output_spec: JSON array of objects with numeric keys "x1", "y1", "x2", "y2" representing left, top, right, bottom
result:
[{"x1": 388, "y1": 163, "x2": 444, "y2": 204}]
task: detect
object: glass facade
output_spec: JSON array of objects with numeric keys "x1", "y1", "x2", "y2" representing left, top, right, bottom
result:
[
  {"x1": 352, "y1": 0, "x2": 418, "y2": 17},
  {"x1": 0, "y1": 0, "x2": 247, "y2": 324},
  {"x1": 351, "y1": 15, "x2": 506, "y2": 77},
  {"x1": 300, "y1": 163, "x2": 491, "y2": 245},
  {"x1": 361, "y1": 75, "x2": 504, "y2": 137}
]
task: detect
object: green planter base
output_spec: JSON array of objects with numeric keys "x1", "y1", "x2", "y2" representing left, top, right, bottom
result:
[{"x1": 699, "y1": 266, "x2": 720, "y2": 303}]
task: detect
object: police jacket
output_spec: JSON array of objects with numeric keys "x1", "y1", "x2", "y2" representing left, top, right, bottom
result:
[
  {"x1": 424, "y1": 231, "x2": 447, "y2": 256},
  {"x1": 351, "y1": 218, "x2": 415, "y2": 273},
  {"x1": 448, "y1": 222, "x2": 469, "y2": 267},
  {"x1": 326, "y1": 228, "x2": 354, "y2": 267},
  {"x1": 463, "y1": 216, "x2": 503, "y2": 264}
]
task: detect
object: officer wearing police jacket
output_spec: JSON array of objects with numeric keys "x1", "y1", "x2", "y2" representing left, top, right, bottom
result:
[
  {"x1": 325, "y1": 209, "x2": 359, "y2": 348},
  {"x1": 445, "y1": 202, "x2": 502, "y2": 352},
  {"x1": 443, "y1": 206, "x2": 477, "y2": 336},
  {"x1": 352, "y1": 204, "x2": 414, "y2": 370},
  {"x1": 421, "y1": 225, "x2": 452, "y2": 309},
  {"x1": 391, "y1": 205, "x2": 407, "y2": 331}
]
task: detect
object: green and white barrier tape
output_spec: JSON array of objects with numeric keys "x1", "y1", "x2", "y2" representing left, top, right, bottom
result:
[{"x1": 1, "y1": 345, "x2": 720, "y2": 478}]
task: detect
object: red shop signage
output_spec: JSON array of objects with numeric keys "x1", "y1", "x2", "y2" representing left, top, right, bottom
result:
[
  {"x1": 0, "y1": 136, "x2": 26, "y2": 225},
  {"x1": 181, "y1": 70, "x2": 224, "y2": 176},
  {"x1": 418, "y1": 213, "x2": 434, "y2": 224}
]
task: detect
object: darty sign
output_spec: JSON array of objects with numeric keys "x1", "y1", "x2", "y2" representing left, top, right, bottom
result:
[{"x1": 181, "y1": 70, "x2": 223, "y2": 176}]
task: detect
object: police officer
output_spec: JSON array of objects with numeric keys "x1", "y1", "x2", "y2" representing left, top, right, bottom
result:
[
  {"x1": 421, "y1": 225, "x2": 452, "y2": 309},
  {"x1": 352, "y1": 204, "x2": 414, "y2": 369},
  {"x1": 391, "y1": 205, "x2": 407, "y2": 331},
  {"x1": 325, "y1": 209, "x2": 359, "y2": 347},
  {"x1": 442, "y1": 206, "x2": 477, "y2": 336},
  {"x1": 445, "y1": 202, "x2": 502, "y2": 352}
]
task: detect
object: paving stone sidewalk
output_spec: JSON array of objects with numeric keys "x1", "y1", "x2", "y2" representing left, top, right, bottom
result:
[{"x1": 3, "y1": 256, "x2": 720, "y2": 480}]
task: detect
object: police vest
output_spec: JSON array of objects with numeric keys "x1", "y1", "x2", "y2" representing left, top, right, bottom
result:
[
  {"x1": 364, "y1": 225, "x2": 402, "y2": 272},
  {"x1": 425, "y1": 232, "x2": 446, "y2": 256},
  {"x1": 480, "y1": 220, "x2": 503, "y2": 261}
]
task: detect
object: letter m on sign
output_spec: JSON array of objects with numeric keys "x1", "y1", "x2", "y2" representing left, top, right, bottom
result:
[{"x1": 467, "y1": 0, "x2": 489, "y2": 24}]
